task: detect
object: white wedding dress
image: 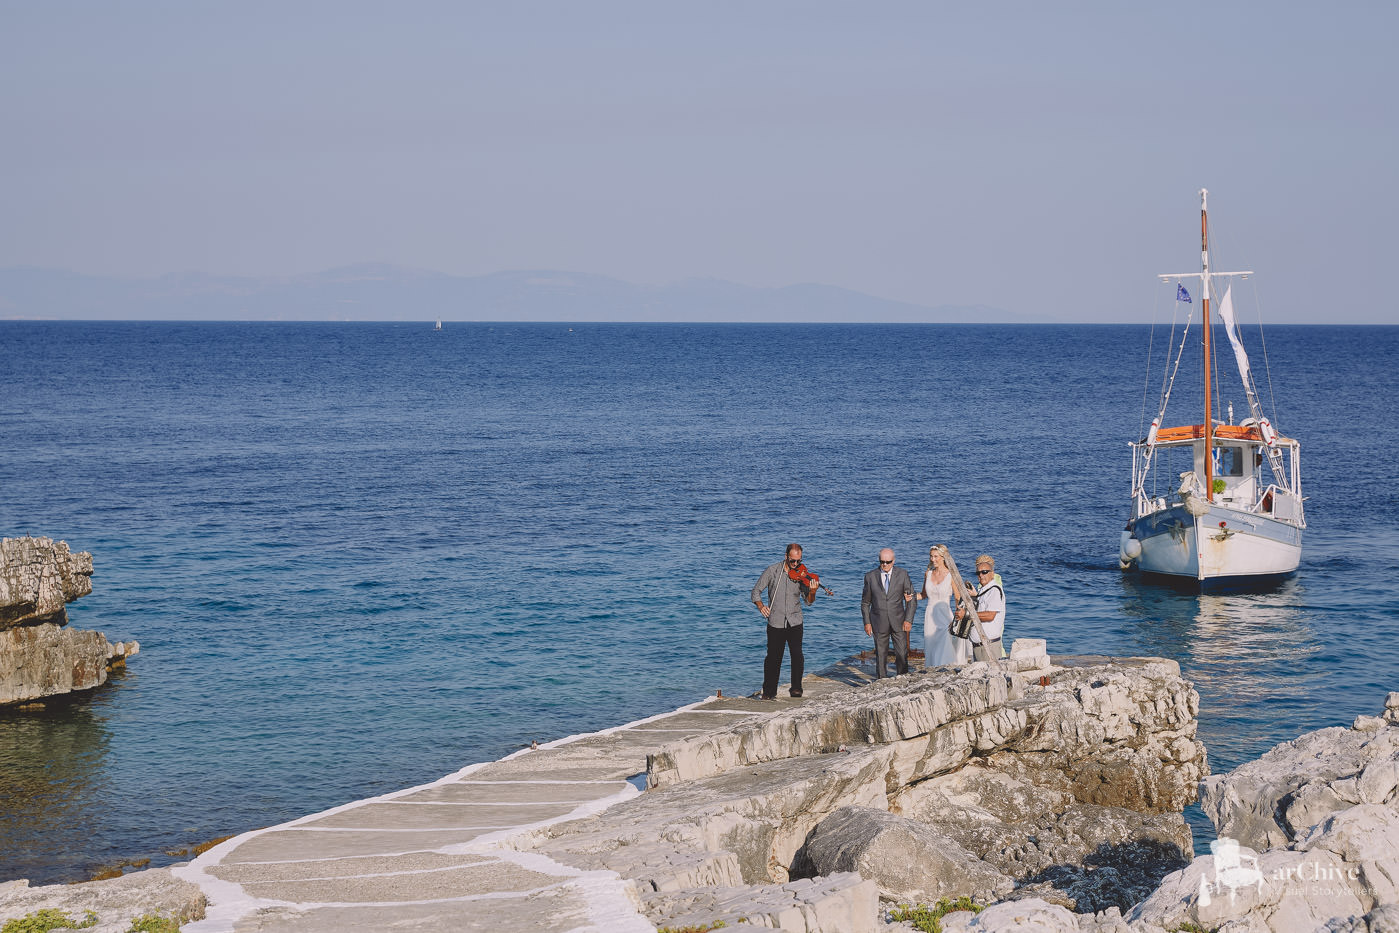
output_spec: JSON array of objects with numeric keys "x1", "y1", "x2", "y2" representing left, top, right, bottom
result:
[{"x1": 923, "y1": 570, "x2": 967, "y2": 667}]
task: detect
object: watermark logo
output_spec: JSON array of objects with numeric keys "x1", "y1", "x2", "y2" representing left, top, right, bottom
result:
[
  {"x1": 1198, "y1": 836, "x2": 1367, "y2": 907},
  {"x1": 1199, "y1": 837, "x2": 1266, "y2": 906}
]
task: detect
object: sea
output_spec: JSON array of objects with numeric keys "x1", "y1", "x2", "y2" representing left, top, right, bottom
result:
[{"x1": 1, "y1": 321, "x2": 1396, "y2": 884}]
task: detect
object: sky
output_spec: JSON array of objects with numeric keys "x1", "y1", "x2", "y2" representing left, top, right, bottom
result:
[{"x1": 2, "y1": 2, "x2": 1396, "y2": 323}]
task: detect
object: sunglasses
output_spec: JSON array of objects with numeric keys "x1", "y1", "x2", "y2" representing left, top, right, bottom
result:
[
  {"x1": 879, "y1": 559, "x2": 894, "y2": 565},
  {"x1": 977, "y1": 568, "x2": 993, "y2": 575}
]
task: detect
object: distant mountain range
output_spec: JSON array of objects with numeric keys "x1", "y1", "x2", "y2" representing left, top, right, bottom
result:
[{"x1": 0, "y1": 264, "x2": 1043, "y2": 323}]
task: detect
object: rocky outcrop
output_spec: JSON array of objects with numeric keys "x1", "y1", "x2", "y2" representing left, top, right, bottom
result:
[
  {"x1": 895, "y1": 765, "x2": 1194, "y2": 913},
  {"x1": 0, "y1": 536, "x2": 93, "y2": 627},
  {"x1": 647, "y1": 646, "x2": 1203, "y2": 815},
  {"x1": 942, "y1": 693, "x2": 1399, "y2": 933},
  {"x1": 0, "y1": 869, "x2": 205, "y2": 933},
  {"x1": 1123, "y1": 693, "x2": 1399, "y2": 933},
  {"x1": 0, "y1": 536, "x2": 137, "y2": 706},
  {"x1": 514, "y1": 642, "x2": 1207, "y2": 929},
  {"x1": 1198, "y1": 692, "x2": 1399, "y2": 851}
]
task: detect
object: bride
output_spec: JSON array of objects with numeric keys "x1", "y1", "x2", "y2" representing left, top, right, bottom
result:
[{"x1": 918, "y1": 544, "x2": 966, "y2": 667}]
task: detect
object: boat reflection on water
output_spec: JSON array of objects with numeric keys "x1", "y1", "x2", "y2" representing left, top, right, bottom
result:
[
  {"x1": 1120, "y1": 575, "x2": 1325, "y2": 769},
  {"x1": 1117, "y1": 575, "x2": 1330, "y2": 854}
]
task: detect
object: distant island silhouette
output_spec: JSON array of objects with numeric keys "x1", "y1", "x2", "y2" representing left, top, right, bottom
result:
[{"x1": 0, "y1": 263, "x2": 1044, "y2": 323}]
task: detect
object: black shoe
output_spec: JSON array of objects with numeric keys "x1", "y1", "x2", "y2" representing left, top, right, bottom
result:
[
  {"x1": 751, "y1": 691, "x2": 776, "y2": 701},
  {"x1": 788, "y1": 689, "x2": 803, "y2": 698}
]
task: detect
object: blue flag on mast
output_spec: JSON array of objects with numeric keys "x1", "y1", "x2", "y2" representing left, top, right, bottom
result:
[{"x1": 1176, "y1": 284, "x2": 1192, "y2": 303}]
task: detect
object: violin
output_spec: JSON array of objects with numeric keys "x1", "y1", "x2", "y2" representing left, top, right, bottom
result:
[{"x1": 787, "y1": 561, "x2": 835, "y2": 604}]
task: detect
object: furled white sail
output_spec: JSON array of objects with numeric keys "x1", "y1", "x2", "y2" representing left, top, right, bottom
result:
[
  {"x1": 1218, "y1": 286, "x2": 1252, "y2": 389},
  {"x1": 1217, "y1": 284, "x2": 1288, "y2": 485}
]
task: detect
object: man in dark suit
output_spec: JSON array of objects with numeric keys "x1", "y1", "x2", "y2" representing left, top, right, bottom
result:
[{"x1": 861, "y1": 547, "x2": 916, "y2": 678}]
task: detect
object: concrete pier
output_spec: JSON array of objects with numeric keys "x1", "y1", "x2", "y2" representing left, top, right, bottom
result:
[{"x1": 177, "y1": 677, "x2": 851, "y2": 932}]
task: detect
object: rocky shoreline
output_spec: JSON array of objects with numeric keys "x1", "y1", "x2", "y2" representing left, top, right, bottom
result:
[
  {"x1": 0, "y1": 536, "x2": 138, "y2": 707},
  {"x1": 3, "y1": 635, "x2": 1395, "y2": 931}
]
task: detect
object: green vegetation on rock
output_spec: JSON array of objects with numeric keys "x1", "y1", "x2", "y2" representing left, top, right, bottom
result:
[
  {"x1": 889, "y1": 896, "x2": 983, "y2": 933},
  {"x1": 125, "y1": 915, "x2": 182, "y2": 933},
  {"x1": 0, "y1": 909, "x2": 98, "y2": 933}
]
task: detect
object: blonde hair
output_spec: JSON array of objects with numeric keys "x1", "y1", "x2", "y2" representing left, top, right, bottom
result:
[
  {"x1": 976, "y1": 553, "x2": 995, "y2": 570},
  {"x1": 926, "y1": 544, "x2": 950, "y2": 574}
]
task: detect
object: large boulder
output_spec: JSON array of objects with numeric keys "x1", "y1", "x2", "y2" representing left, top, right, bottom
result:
[
  {"x1": 939, "y1": 898, "x2": 1084, "y2": 933},
  {"x1": 638, "y1": 872, "x2": 878, "y2": 933},
  {"x1": 793, "y1": 806, "x2": 1013, "y2": 905}
]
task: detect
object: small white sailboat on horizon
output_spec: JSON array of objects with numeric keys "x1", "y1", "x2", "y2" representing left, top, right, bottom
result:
[
  {"x1": 1119, "y1": 189, "x2": 1305, "y2": 591},
  {"x1": 434, "y1": 318, "x2": 442, "y2": 331}
]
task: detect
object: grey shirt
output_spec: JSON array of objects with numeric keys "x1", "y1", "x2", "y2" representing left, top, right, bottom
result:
[{"x1": 751, "y1": 560, "x2": 805, "y2": 629}]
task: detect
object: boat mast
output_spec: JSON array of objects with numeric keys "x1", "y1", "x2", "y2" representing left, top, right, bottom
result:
[
  {"x1": 1156, "y1": 191, "x2": 1253, "y2": 509},
  {"x1": 1201, "y1": 188, "x2": 1213, "y2": 502}
]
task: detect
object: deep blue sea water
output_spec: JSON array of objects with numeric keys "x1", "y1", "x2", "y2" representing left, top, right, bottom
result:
[{"x1": 1, "y1": 321, "x2": 1396, "y2": 883}]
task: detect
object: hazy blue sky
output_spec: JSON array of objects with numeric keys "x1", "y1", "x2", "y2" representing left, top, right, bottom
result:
[{"x1": 3, "y1": 2, "x2": 1395, "y2": 322}]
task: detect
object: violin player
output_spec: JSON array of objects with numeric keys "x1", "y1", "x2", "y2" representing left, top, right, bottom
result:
[{"x1": 750, "y1": 543, "x2": 823, "y2": 700}]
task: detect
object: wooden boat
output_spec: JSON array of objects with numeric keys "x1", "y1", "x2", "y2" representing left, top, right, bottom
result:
[{"x1": 1119, "y1": 190, "x2": 1304, "y2": 591}]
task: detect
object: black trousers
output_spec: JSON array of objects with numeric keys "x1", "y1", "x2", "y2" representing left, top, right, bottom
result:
[
  {"x1": 763, "y1": 623, "x2": 803, "y2": 697},
  {"x1": 873, "y1": 625, "x2": 909, "y2": 677}
]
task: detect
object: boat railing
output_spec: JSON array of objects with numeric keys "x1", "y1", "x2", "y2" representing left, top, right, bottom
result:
[
  {"x1": 1133, "y1": 492, "x2": 1171, "y2": 518},
  {"x1": 1254, "y1": 484, "x2": 1304, "y2": 523}
]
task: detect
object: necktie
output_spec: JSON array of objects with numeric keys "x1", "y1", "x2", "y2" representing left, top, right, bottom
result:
[{"x1": 882, "y1": 571, "x2": 889, "y2": 592}]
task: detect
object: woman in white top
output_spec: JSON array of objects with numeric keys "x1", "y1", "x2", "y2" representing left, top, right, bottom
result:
[{"x1": 917, "y1": 544, "x2": 967, "y2": 667}]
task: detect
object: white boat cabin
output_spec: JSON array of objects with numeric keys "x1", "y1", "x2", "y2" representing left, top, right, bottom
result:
[{"x1": 1130, "y1": 420, "x2": 1302, "y2": 523}]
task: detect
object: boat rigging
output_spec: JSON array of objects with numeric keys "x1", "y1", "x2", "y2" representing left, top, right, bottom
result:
[{"x1": 1118, "y1": 189, "x2": 1305, "y2": 590}]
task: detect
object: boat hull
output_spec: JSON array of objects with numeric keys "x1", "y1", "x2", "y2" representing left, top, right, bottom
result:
[{"x1": 1127, "y1": 502, "x2": 1302, "y2": 591}]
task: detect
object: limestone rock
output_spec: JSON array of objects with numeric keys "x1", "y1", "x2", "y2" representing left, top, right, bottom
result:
[
  {"x1": 0, "y1": 622, "x2": 139, "y2": 706},
  {"x1": 517, "y1": 652, "x2": 1204, "y2": 930},
  {"x1": 1200, "y1": 719, "x2": 1399, "y2": 849},
  {"x1": 1135, "y1": 698, "x2": 1399, "y2": 933},
  {"x1": 0, "y1": 537, "x2": 136, "y2": 706},
  {"x1": 1128, "y1": 838, "x2": 1371, "y2": 933},
  {"x1": 940, "y1": 897, "x2": 1082, "y2": 932},
  {"x1": 0, "y1": 536, "x2": 92, "y2": 629},
  {"x1": 0, "y1": 869, "x2": 205, "y2": 933},
  {"x1": 896, "y1": 765, "x2": 1192, "y2": 913},
  {"x1": 519, "y1": 746, "x2": 897, "y2": 892},
  {"x1": 793, "y1": 806, "x2": 1014, "y2": 905},
  {"x1": 648, "y1": 656, "x2": 1205, "y2": 815},
  {"x1": 1294, "y1": 804, "x2": 1399, "y2": 907},
  {"x1": 640, "y1": 872, "x2": 878, "y2": 933}
]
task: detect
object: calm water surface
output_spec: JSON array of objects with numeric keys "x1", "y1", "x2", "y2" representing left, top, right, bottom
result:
[{"x1": 1, "y1": 321, "x2": 1396, "y2": 880}]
